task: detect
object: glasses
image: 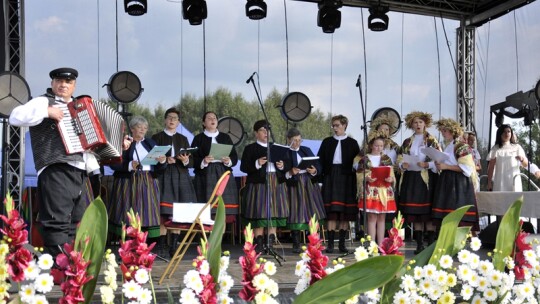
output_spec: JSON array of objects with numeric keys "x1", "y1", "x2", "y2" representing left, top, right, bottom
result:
[
  {"x1": 290, "y1": 138, "x2": 303, "y2": 144},
  {"x1": 166, "y1": 116, "x2": 179, "y2": 121},
  {"x1": 331, "y1": 124, "x2": 342, "y2": 128}
]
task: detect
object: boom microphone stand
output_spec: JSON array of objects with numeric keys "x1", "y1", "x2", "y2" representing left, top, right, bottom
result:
[
  {"x1": 246, "y1": 72, "x2": 285, "y2": 265},
  {"x1": 357, "y1": 74, "x2": 369, "y2": 243}
]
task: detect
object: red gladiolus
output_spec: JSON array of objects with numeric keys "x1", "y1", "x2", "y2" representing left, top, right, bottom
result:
[
  {"x1": 379, "y1": 227, "x2": 404, "y2": 256},
  {"x1": 56, "y1": 242, "x2": 94, "y2": 304},
  {"x1": 239, "y1": 225, "x2": 265, "y2": 302},
  {"x1": 305, "y1": 225, "x2": 328, "y2": 285}
]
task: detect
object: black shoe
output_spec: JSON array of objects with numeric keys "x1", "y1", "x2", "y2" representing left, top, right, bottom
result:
[
  {"x1": 325, "y1": 230, "x2": 335, "y2": 253},
  {"x1": 291, "y1": 230, "x2": 302, "y2": 253},
  {"x1": 255, "y1": 235, "x2": 264, "y2": 254},
  {"x1": 169, "y1": 233, "x2": 180, "y2": 258},
  {"x1": 338, "y1": 229, "x2": 349, "y2": 253},
  {"x1": 413, "y1": 230, "x2": 424, "y2": 254}
]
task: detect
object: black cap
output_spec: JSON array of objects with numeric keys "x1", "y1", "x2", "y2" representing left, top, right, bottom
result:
[{"x1": 49, "y1": 67, "x2": 78, "y2": 80}]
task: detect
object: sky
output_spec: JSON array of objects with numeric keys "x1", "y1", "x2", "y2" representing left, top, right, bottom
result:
[{"x1": 20, "y1": 0, "x2": 540, "y2": 145}]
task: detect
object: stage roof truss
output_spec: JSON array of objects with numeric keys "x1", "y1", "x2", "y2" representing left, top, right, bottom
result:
[{"x1": 293, "y1": 0, "x2": 536, "y2": 26}]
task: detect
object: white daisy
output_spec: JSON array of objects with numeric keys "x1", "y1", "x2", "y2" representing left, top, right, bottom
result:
[
  {"x1": 264, "y1": 261, "x2": 277, "y2": 275},
  {"x1": 37, "y1": 254, "x2": 54, "y2": 270},
  {"x1": 134, "y1": 268, "x2": 149, "y2": 284},
  {"x1": 469, "y1": 237, "x2": 482, "y2": 251},
  {"x1": 122, "y1": 280, "x2": 142, "y2": 299},
  {"x1": 33, "y1": 273, "x2": 54, "y2": 293}
]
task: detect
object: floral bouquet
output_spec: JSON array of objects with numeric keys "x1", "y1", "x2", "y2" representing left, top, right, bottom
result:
[
  {"x1": 180, "y1": 240, "x2": 234, "y2": 303},
  {"x1": 99, "y1": 249, "x2": 119, "y2": 304},
  {"x1": 239, "y1": 223, "x2": 279, "y2": 304},
  {"x1": 118, "y1": 209, "x2": 156, "y2": 303},
  {"x1": 0, "y1": 194, "x2": 55, "y2": 303}
]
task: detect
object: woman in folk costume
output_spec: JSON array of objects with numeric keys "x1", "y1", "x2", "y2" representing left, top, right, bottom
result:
[
  {"x1": 109, "y1": 116, "x2": 166, "y2": 242},
  {"x1": 151, "y1": 107, "x2": 197, "y2": 257},
  {"x1": 354, "y1": 131, "x2": 396, "y2": 245},
  {"x1": 317, "y1": 115, "x2": 360, "y2": 253},
  {"x1": 398, "y1": 111, "x2": 440, "y2": 254},
  {"x1": 240, "y1": 120, "x2": 288, "y2": 253},
  {"x1": 283, "y1": 128, "x2": 326, "y2": 253},
  {"x1": 191, "y1": 111, "x2": 239, "y2": 217},
  {"x1": 432, "y1": 118, "x2": 479, "y2": 229}
]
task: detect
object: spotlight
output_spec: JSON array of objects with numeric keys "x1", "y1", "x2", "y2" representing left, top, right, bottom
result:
[
  {"x1": 245, "y1": 0, "x2": 267, "y2": 20},
  {"x1": 182, "y1": 0, "x2": 208, "y2": 25},
  {"x1": 368, "y1": 6, "x2": 389, "y2": 32},
  {"x1": 317, "y1": 0, "x2": 342, "y2": 34},
  {"x1": 124, "y1": 0, "x2": 147, "y2": 16}
]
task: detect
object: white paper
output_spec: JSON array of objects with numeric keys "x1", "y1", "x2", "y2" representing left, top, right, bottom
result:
[
  {"x1": 140, "y1": 145, "x2": 171, "y2": 165},
  {"x1": 421, "y1": 147, "x2": 449, "y2": 163},
  {"x1": 403, "y1": 154, "x2": 423, "y2": 171},
  {"x1": 172, "y1": 203, "x2": 214, "y2": 225}
]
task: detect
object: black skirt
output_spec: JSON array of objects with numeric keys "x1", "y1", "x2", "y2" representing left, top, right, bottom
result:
[
  {"x1": 432, "y1": 170, "x2": 478, "y2": 225},
  {"x1": 194, "y1": 163, "x2": 239, "y2": 215},
  {"x1": 322, "y1": 165, "x2": 358, "y2": 221},
  {"x1": 398, "y1": 170, "x2": 437, "y2": 222}
]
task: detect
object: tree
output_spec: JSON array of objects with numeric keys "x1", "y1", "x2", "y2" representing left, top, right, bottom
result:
[{"x1": 513, "y1": 121, "x2": 540, "y2": 189}]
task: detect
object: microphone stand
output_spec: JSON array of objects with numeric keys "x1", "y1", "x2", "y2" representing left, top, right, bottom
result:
[
  {"x1": 247, "y1": 72, "x2": 285, "y2": 265},
  {"x1": 356, "y1": 74, "x2": 369, "y2": 243}
]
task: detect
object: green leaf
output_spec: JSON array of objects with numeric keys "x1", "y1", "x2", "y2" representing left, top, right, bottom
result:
[
  {"x1": 293, "y1": 255, "x2": 404, "y2": 304},
  {"x1": 74, "y1": 197, "x2": 108, "y2": 304},
  {"x1": 428, "y1": 205, "x2": 471, "y2": 265},
  {"x1": 207, "y1": 197, "x2": 225, "y2": 284},
  {"x1": 450, "y1": 226, "x2": 472, "y2": 256},
  {"x1": 493, "y1": 197, "x2": 523, "y2": 271}
]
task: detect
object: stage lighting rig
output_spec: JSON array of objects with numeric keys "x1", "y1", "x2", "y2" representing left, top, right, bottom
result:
[
  {"x1": 246, "y1": 0, "x2": 267, "y2": 20},
  {"x1": 182, "y1": 0, "x2": 208, "y2": 25},
  {"x1": 124, "y1": 0, "x2": 147, "y2": 16},
  {"x1": 368, "y1": 5, "x2": 389, "y2": 31},
  {"x1": 317, "y1": 0, "x2": 342, "y2": 34}
]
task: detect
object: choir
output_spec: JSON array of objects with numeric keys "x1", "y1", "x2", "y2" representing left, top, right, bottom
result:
[{"x1": 101, "y1": 109, "x2": 494, "y2": 254}]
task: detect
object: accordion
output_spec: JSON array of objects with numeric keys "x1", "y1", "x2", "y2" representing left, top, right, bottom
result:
[{"x1": 54, "y1": 95, "x2": 124, "y2": 163}]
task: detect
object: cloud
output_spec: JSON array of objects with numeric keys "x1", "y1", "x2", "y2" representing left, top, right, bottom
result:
[{"x1": 32, "y1": 16, "x2": 66, "y2": 33}]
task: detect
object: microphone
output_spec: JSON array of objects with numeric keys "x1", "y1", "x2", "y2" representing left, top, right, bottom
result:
[
  {"x1": 246, "y1": 72, "x2": 256, "y2": 84},
  {"x1": 355, "y1": 74, "x2": 361, "y2": 87}
]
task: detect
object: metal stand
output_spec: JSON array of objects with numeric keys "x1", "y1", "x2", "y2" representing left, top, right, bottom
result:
[
  {"x1": 247, "y1": 72, "x2": 285, "y2": 265},
  {"x1": 356, "y1": 75, "x2": 369, "y2": 237}
]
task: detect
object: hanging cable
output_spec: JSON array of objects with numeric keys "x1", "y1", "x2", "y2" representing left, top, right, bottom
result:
[
  {"x1": 330, "y1": 34, "x2": 333, "y2": 115},
  {"x1": 434, "y1": 17, "x2": 442, "y2": 121},
  {"x1": 481, "y1": 22, "x2": 491, "y2": 140},
  {"x1": 400, "y1": 13, "x2": 404, "y2": 140},
  {"x1": 360, "y1": 8, "x2": 368, "y2": 114},
  {"x1": 97, "y1": 0, "x2": 101, "y2": 100},
  {"x1": 180, "y1": 8, "x2": 184, "y2": 105},
  {"x1": 283, "y1": 0, "x2": 290, "y2": 93},
  {"x1": 115, "y1": 0, "x2": 119, "y2": 72},
  {"x1": 203, "y1": 20, "x2": 207, "y2": 113},
  {"x1": 513, "y1": 11, "x2": 519, "y2": 91}
]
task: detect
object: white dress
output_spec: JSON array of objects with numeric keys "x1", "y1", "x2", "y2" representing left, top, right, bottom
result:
[{"x1": 487, "y1": 143, "x2": 526, "y2": 191}]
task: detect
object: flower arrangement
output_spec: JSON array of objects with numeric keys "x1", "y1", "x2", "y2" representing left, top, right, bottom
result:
[
  {"x1": 118, "y1": 209, "x2": 156, "y2": 304},
  {"x1": 0, "y1": 194, "x2": 55, "y2": 303},
  {"x1": 180, "y1": 240, "x2": 234, "y2": 303},
  {"x1": 54, "y1": 241, "x2": 94, "y2": 304},
  {"x1": 239, "y1": 223, "x2": 279, "y2": 304},
  {"x1": 99, "y1": 249, "x2": 119, "y2": 304}
]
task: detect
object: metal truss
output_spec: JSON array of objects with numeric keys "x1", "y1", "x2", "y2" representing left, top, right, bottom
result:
[
  {"x1": 4, "y1": 0, "x2": 26, "y2": 207},
  {"x1": 456, "y1": 25, "x2": 475, "y2": 133}
]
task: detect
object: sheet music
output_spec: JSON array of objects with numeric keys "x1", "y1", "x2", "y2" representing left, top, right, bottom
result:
[
  {"x1": 140, "y1": 145, "x2": 171, "y2": 166},
  {"x1": 209, "y1": 143, "x2": 233, "y2": 159},
  {"x1": 421, "y1": 147, "x2": 449, "y2": 163},
  {"x1": 403, "y1": 154, "x2": 423, "y2": 171}
]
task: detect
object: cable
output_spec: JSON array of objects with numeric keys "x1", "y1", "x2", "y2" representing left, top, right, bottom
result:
[
  {"x1": 330, "y1": 34, "x2": 334, "y2": 115},
  {"x1": 513, "y1": 11, "x2": 519, "y2": 91},
  {"x1": 360, "y1": 8, "x2": 368, "y2": 116},
  {"x1": 480, "y1": 22, "x2": 491, "y2": 141},
  {"x1": 97, "y1": 0, "x2": 100, "y2": 100},
  {"x1": 434, "y1": 17, "x2": 442, "y2": 123},
  {"x1": 283, "y1": 0, "x2": 290, "y2": 93},
  {"x1": 203, "y1": 21, "x2": 207, "y2": 113},
  {"x1": 400, "y1": 13, "x2": 404, "y2": 140}
]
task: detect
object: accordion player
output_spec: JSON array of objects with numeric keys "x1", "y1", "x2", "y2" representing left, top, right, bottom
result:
[{"x1": 54, "y1": 95, "x2": 125, "y2": 163}]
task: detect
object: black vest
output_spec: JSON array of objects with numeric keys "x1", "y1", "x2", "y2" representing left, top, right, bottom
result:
[{"x1": 30, "y1": 93, "x2": 83, "y2": 171}]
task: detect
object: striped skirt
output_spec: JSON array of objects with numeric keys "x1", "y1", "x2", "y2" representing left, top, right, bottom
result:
[
  {"x1": 158, "y1": 166, "x2": 197, "y2": 215},
  {"x1": 194, "y1": 163, "x2": 239, "y2": 215},
  {"x1": 241, "y1": 173, "x2": 288, "y2": 228},
  {"x1": 108, "y1": 171, "x2": 160, "y2": 237},
  {"x1": 287, "y1": 173, "x2": 326, "y2": 229}
]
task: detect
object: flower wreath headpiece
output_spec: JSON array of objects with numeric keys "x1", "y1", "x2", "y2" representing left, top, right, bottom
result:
[{"x1": 404, "y1": 111, "x2": 433, "y2": 129}]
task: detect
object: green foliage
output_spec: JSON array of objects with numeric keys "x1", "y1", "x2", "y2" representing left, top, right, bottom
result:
[
  {"x1": 207, "y1": 197, "x2": 226, "y2": 284},
  {"x1": 74, "y1": 197, "x2": 108, "y2": 304},
  {"x1": 102, "y1": 88, "x2": 332, "y2": 158},
  {"x1": 293, "y1": 255, "x2": 404, "y2": 304},
  {"x1": 513, "y1": 121, "x2": 540, "y2": 190},
  {"x1": 492, "y1": 197, "x2": 523, "y2": 271},
  {"x1": 428, "y1": 205, "x2": 471, "y2": 265}
]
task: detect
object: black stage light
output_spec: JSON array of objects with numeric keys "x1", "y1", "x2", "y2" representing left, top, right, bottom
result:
[
  {"x1": 182, "y1": 0, "x2": 208, "y2": 25},
  {"x1": 246, "y1": 0, "x2": 267, "y2": 20},
  {"x1": 124, "y1": 0, "x2": 147, "y2": 16},
  {"x1": 317, "y1": 0, "x2": 342, "y2": 34},
  {"x1": 368, "y1": 6, "x2": 389, "y2": 32}
]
